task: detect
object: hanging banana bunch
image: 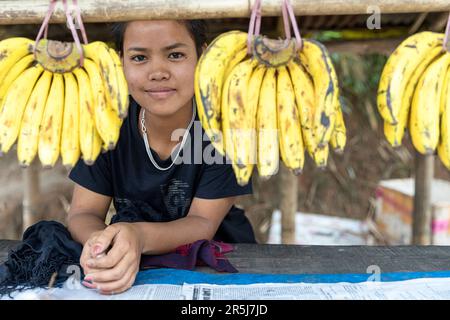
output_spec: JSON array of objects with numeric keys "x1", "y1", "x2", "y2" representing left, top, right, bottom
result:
[
  {"x1": 195, "y1": 0, "x2": 346, "y2": 185},
  {"x1": 0, "y1": 1, "x2": 128, "y2": 169},
  {"x1": 377, "y1": 27, "x2": 450, "y2": 170}
]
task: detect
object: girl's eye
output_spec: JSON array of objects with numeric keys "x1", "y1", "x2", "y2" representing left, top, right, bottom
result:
[
  {"x1": 168, "y1": 52, "x2": 186, "y2": 60},
  {"x1": 131, "y1": 55, "x2": 146, "y2": 62}
]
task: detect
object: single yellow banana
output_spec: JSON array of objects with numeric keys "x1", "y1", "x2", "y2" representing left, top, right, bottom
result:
[
  {"x1": 73, "y1": 67, "x2": 102, "y2": 165},
  {"x1": 83, "y1": 58, "x2": 123, "y2": 150},
  {"x1": 17, "y1": 71, "x2": 53, "y2": 167},
  {"x1": 0, "y1": 64, "x2": 43, "y2": 155},
  {"x1": 220, "y1": 63, "x2": 234, "y2": 165},
  {"x1": 0, "y1": 54, "x2": 35, "y2": 106},
  {"x1": 61, "y1": 72, "x2": 80, "y2": 168},
  {"x1": 195, "y1": 31, "x2": 248, "y2": 156},
  {"x1": 313, "y1": 145, "x2": 329, "y2": 169},
  {"x1": 38, "y1": 73, "x2": 64, "y2": 168},
  {"x1": 246, "y1": 64, "x2": 266, "y2": 177},
  {"x1": 438, "y1": 63, "x2": 450, "y2": 169},
  {"x1": 0, "y1": 37, "x2": 34, "y2": 88},
  {"x1": 256, "y1": 67, "x2": 279, "y2": 179},
  {"x1": 108, "y1": 47, "x2": 129, "y2": 118},
  {"x1": 299, "y1": 39, "x2": 338, "y2": 148},
  {"x1": 384, "y1": 47, "x2": 445, "y2": 147},
  {"x1": 277, "y1": 66, "x2": 304, "y2": 174},
  {"x1": 83, "y1": 42, "x2": 123, "y2": 118},
  {"x1": 287, "y1": 59, "x2": 317, "y2": 158},
  {"x1": 222, "y1": 58, "x2": 258, "y2": 186},
  {"x1": 330, "y1": 96, "x2": 347, "y2": 154},
  {"x1": 220, "y1": 47, "x2": 250, "y2": 164},
  {"x1": 377, "y1": 31, "x2": 443, "y2": 125},
  {"x1": 224, "y1": 47, "x2": 249, "y2": 82},
  {"x1": 409, "y1": 53, "x2": 450, "y2": 154}
]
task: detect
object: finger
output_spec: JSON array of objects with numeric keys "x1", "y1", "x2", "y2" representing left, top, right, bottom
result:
[
  {"x1": 90, "y1": 226, "x2": 119, "y2": 257},
  {"x1": 97, "y1": 277, "x2": 130, "y2": 295},
  {"x1": 98, "y1": 281, "x2": 132, "y2": 295},
  {"x1": 86, "y1": 241, "x2": 128, "y2": 270},
  {"x1": 86, "y1": 258, "x2": 130, "y2": 283},
  {"x1": 83, "y1": 266, "x2": 104, "y2": 280},
  {"x1": 80, "y1": 245, "x2": 95, "y2": 273},
  {"x1": 86, "y1": 252, "x2": 131, "y2": 283},
  {"x1": 87, "y1": 237, "x2": 102, "y2": 257},
  {"x1": 81, "y1": 245, "x2": 107, "y2": 274},
  {"x1": 97, "y1": 269, "x2": 137, "y2": 294}
]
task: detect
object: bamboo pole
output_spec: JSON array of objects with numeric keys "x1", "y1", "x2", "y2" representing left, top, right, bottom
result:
[
  {"x1": 0, "y1": 0, "x2": 449, "y2": 24},
  {"x1": 22, "y1": 161, "x2": 41, "y2": 234},
  {"x1": 412, "y1": 152, "x2": 434, "y2": 245},
  {"x1": 279, "y1": 164, "x2": 298, "y2": 244}
]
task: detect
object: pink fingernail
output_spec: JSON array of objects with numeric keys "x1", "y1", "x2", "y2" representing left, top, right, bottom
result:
[
  {"x1": 93, "y1": 245, "x2": 102, "y2": 255},
  {"x1": 82, "y1": 281, "x2": 96, "y2": 289}
]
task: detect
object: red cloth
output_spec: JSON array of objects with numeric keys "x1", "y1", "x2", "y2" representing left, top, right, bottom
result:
[{"x1": 139, "y1": 240, "x2": 238, "y2": 273}]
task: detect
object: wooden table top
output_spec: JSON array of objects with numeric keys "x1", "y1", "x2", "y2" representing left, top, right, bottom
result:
[{"x1": 2, "y1": 240, "x2": 450, "y2": 274}]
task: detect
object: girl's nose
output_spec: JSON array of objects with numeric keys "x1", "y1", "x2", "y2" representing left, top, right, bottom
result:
[{"x1": 149, "y1": 70, "x2": 170, "y2": 81}]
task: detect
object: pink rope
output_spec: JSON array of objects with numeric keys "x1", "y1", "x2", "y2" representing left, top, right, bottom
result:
[
  {"x1": 285, "y1": 0, "x2": 302, "y2": 50},
  {"x1": 72, "y1": 0, "x2": 88, "y2": 45},
  {"x1": 247, "y1": 0, "x2": 302, "y2": 54},
  {"x1": 282, "y1": 0, "x2": 291, "y2": 40},
  {"x1": 444, "y1": 12, "x2": 450, "y2": 52},
  {"x1": 255, "y1": 5, "x2": 262, "y2": 36},
  {"x1": 63, "y1": 0, "x2": 84, "y2": 66},
  {"x1": 34, "y1": 0, "x2": 88, "y2": 67},
  {"x1": 247, "y1": 0, "x2": 262, "y2": 55},
  {"x1": 34, "y1": 0, "x2": 58, "y2": 54}
]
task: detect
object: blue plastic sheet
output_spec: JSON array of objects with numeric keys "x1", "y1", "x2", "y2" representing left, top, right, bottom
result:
[{"x1": 134, "y1": 268, "x2": 450, "y2": 286}]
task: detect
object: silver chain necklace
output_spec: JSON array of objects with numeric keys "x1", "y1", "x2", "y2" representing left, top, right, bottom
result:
[{"x1": 140, "y1": 104, "x2": 196, "y2": 171}]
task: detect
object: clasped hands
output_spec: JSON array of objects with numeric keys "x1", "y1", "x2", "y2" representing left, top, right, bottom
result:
[{"x1": 80, "y1": 222, "x2": 143, "y2": 295}]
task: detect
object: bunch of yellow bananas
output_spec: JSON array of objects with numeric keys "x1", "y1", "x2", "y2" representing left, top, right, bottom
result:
[
  {"x1": 377, "y1": 31, "x2": 450, "y2": 169},
  {"x1": 195, "y1": 31, "x2": 346, "y2": 186},
  {"x1": 0, "y1": 37, "x2": 128, "y2": 168}
]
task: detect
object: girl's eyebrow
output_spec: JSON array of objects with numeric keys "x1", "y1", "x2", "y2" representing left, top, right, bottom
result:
[
  {"x1": 127, "y1": 47, "x2": 147, "y2": 52},
  {"x1": 127, "y1": 43, "x2": 188, "y2": 53},
  {"x1": 163, "y1": 43, "x2": 188, "y2": 51}
]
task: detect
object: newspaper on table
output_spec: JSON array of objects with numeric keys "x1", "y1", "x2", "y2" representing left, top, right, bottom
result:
[
  {"x1": 3, "y1": 275, "x2": 450, "y2": 300},
  {"x1": 182, "y1": 278, "x2": 450, "y2": 300}
]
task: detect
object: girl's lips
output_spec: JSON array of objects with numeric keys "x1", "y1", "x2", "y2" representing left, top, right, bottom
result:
[{"x1": 145, "y1": 89, "x2": 176, "y2": 100}]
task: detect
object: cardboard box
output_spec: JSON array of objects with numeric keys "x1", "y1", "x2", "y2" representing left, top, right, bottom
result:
[{"x1": 374, "y1": 179, "x2": 450, "y2": 245}]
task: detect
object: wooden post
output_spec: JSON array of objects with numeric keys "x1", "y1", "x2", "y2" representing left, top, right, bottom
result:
[
  {"x1": 0, "y1": 0, "x2": 450, "y2": 24},
  {"x1": 22, "y1": 161, "x2": 41, "y2": 234},
  {"x1": 412, "y1": 152, "x2": 434, "y2": 245},
  {"x1": 279, "y1": 163, "x2": 298, "y2": 244}
]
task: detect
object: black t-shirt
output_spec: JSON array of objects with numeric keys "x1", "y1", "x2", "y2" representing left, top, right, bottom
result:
[{"x1": 69, "y1": 97, "x2": 256, "y2": 243}]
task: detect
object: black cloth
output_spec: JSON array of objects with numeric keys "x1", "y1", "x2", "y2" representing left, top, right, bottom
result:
[
  {"x1": 0, "y1": 221, "x2": 82, "y2": 297},
  {"x1": 69, "y1": 97, "x2": 256, "y2": 243}
]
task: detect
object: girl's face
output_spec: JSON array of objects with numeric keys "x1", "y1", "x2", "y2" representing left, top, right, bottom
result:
[{"x1": 122, "y1": 20, "x2": 198, "y2": 117}]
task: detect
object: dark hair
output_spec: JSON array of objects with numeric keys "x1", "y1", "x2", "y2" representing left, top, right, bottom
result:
[{"x1": 111, "y1": 20, "x2": 207, "y2": 58}]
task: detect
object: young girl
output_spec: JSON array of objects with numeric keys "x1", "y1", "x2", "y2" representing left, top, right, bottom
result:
[{"x1": 66, "y1": 20, "x2": 256, "y2": 295}]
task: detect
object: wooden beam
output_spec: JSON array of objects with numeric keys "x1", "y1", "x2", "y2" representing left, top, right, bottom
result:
[
  {"x1": 0, "y1": 0, "x2": 450, "y2": 25},
  {"x1": 412, "y1": 152, "x2": 434, "y2": 245}
]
